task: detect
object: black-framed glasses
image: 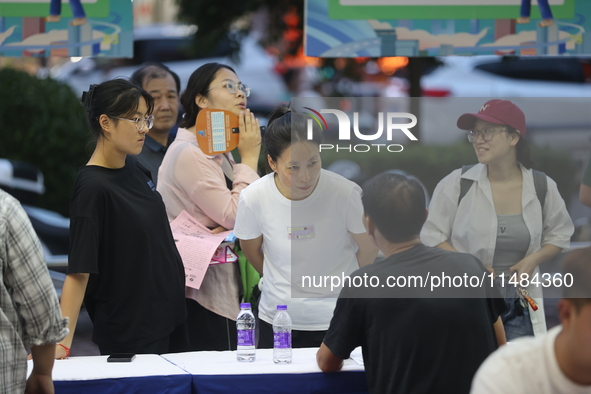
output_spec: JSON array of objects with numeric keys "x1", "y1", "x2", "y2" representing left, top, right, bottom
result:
[
  {"x1": 112, "y1": 115, "x2": 154, "y2": 131},
  {"x1": 207, "y1": 80, "x2": 251, "y2": 97},
  {"x1": 466, "y1": 127, "x2": 506, "y2": 143}
]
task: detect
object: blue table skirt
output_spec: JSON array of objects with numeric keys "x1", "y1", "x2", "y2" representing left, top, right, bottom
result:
[
  {"x1": 55, "y1": 374, "x2": 192, "y2": 394},
  {"x1": 192, "y1": 371, "x2": 369, "y2": 394}
]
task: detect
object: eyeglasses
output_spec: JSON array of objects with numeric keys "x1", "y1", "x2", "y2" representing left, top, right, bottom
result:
[
  {"x1": 112, "y1": 115, "x2": 154, "y2": 131},
  {"x1": 466, "y1": 127, "x2": 506, "y2": 143},
  {"x1": 207, "y1": 80, "x2": 251, "y2": 97}
]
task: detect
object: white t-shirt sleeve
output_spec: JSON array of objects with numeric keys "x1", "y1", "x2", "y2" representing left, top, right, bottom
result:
[
  {"x1": 345, "y1": 184, "x2": 366, "y2": 234},
  {"x1": 233, "y1": 192, "x2": 262, "y2": 240},
  {"x1": 470, "y1": 366, "x2": 513, "y2": 394},
  {"x1": 470, "y1": 347, "x2": 526, "y2": 394}
]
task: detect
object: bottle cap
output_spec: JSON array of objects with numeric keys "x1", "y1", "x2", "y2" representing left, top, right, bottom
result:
[
  {"x1": 240, "y1": 303, "x2": 251, "y2": 309},
  {"x1": 277, "y1": 305, "x2": 287, "y2": 310}
]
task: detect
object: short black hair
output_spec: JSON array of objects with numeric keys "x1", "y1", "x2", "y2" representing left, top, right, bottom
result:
[
  {"x1": 179, "y1": 62, "x2": 236, "y2": 129},
  {"x1": 265, "y1": 104, "x2": 323, "y2": 165},
  {"x1": 362, "y1": 172, "x2": 426, "y2": 243},
  {"x1": 130, "y1": 62, "x2": 181, "y2": 94},
  {"x1": 82, "y1": 79, "x2": 154, "y2": 141}
]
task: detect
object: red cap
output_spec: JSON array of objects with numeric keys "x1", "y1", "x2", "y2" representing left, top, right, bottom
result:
[{"x1": 457, "y1": 99, "x2": 526, "y2": 136}]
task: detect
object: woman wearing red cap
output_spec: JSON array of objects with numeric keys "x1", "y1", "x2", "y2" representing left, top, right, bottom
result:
[{"x1": 421, "y1": 99, "x2": 574, "y2": 341}]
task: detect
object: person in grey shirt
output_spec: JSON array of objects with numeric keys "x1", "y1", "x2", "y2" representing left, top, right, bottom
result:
[{"x1": 131, "y1": 62, "x2": 181, "y2": 185}]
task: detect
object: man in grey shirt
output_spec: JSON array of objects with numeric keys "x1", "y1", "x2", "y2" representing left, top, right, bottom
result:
[{"x1": 131, "y1": 62, "x2": 181, "y2": 185}]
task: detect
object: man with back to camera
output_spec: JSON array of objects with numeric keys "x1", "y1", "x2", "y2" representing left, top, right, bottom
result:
[
  {"x1": 316, "y1": 172, "x2": 507, "y2": 394},
  {"x1": 471, "y1": 247, "x2": 591, "y2": 394},
  {"x1": 130, "y1": 62, "x2": 181, "y2": 185}
]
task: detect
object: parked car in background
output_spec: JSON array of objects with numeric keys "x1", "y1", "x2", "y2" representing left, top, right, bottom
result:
[
  {"x1": 50, "y1": 24, "x2": 287, "y2": 113},
  {"x1": 0, "y1": 159, "x2": 68, "y2": 294},
  {"x1": 421, "y1": 55, "x2": 591, "y2": 97},
  {"x1": 0, "y1": 159, "x2": 69, "y2": 267}
]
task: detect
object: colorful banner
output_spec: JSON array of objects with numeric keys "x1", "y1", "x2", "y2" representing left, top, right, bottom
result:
[
  {"x1": 0, "y1": 0, "x2": 132, "y2": 57},
  {"x1": 306, "y1": 0, "x2": 591, "y2": 56}
]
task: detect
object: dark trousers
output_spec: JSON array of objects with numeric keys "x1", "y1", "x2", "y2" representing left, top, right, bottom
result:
[
  {"x1": 185, "y1": 298, "x2": 237, "y2": 351},
  {"x1": 99, "y1": 320, "x2": 190, "y2": 355},
  {"x1": 258, "y1": 319, "x2": 326, "y2": 349}
]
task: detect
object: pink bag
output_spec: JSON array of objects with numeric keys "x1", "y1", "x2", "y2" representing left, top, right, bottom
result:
[{"x1": 210, "y1": 244, "x2": 238, "y2": 265}]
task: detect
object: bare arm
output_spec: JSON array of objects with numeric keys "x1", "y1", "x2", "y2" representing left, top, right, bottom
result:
[
  {"x1": 316, "y1": 342, "x2": 344, "y2": 373},
  {"x1": 493, "y1": 316, "x2": 506, "y2": 346},
  {"x1": 239, "y1": 236, "x2": 264, "y2": 276},
  {"x1": 211, "y1": 225, "x2": 228, "y2": 234},
  {"x1": 350, "y1": 232, "x2": 379, "y2": 267},
  {"x1": 509, "y1": 244, "x2": 562, "y2": 279},
  {"x1": 26, "y1": 343, "x2": 56, "y2": 394},
  {"x1": 55, "y1": 273, "x2": 90, "y2": 358},
  {"x1": 435, "y1": 241, "x2": 458, "y2": 252}
]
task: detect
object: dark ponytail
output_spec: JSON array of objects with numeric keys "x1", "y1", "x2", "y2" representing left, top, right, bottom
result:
[
  {"x1": 507, "y1": 126, "x2": 533, "y2": 169},
  {"x1": 264, "y1": 104, "x2": 323, "y2": 167},
  {"x1": 81, "y1": 78, "x2": 154, "y2": 141}
]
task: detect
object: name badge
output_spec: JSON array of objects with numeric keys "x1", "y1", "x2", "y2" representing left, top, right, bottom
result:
[{"x1": 288, "y1": 225, "x2": 315, "y2": 240}]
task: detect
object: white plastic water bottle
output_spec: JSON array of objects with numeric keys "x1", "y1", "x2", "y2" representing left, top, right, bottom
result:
[
  {"x1": 273, "y1": 304, "x2": 292, "y2": 364},
  {"x1": 236, "y1": 302, "x2": 256, "y2": 362}
]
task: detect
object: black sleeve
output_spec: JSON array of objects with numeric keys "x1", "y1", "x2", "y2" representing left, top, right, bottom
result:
[
  {"x1": 67, "y1": 173, "x2": 103, "y2": 274},
  {"x1": 67, "y1": 216, "x2": 100, "y2": 274},
  {"x1": 486, "y1": 287, "x2": 507, "y2": 324},
  {"x1": 469, "y1": 254, "x2": 507, "y2": 323},
  {"x1": 482, "y1": 260, "x2": 507, "y2": 323},
  {"x1": 323, "y1": 297, "x2": 363, "y2": 360}
]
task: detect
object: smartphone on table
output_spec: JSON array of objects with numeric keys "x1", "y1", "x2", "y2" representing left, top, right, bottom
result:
[{"x1": 107, "y1": 353, "x2": 136, "y2": 362}]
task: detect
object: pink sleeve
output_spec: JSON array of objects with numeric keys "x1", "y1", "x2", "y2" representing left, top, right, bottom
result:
[{"x1": 175, "y1": 147, "x2": 259, "y2": 229}]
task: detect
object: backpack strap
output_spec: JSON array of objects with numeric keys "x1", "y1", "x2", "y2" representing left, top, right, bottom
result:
[
  {"x1": 457, "y1": 165, "x2": 548, "y2": 218},
  {"x1": 532, "y1": 169, "x2": 547, "y2": 212},
  {"x1": 458, "y1": 164, "x2": 475, "y2": 205}
]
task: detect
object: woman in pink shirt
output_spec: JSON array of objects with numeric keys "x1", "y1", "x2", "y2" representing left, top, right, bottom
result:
[{"x1": 157, "y1": 63, "x2": 261, "y2": 351}]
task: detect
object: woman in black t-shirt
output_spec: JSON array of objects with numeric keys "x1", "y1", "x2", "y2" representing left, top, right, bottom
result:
[{"x1": 55, "y1": 79, "x2": 188, "y2": 358}]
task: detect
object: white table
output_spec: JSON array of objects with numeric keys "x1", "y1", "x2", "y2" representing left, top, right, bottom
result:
[
  {"x1": 162, "y1": 347, "x2": 368, "y2": 394},
  {"x1": 27, "y1": 354, "x2": 191, "y2": 394},
  {"x1": 26, "y1": 348, "x2": 368, "y2": 394}
]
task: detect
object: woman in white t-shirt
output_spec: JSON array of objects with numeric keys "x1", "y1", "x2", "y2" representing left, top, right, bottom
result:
[{"x1": 234, "y1": 105, "x2": 377, "y2": 348}]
